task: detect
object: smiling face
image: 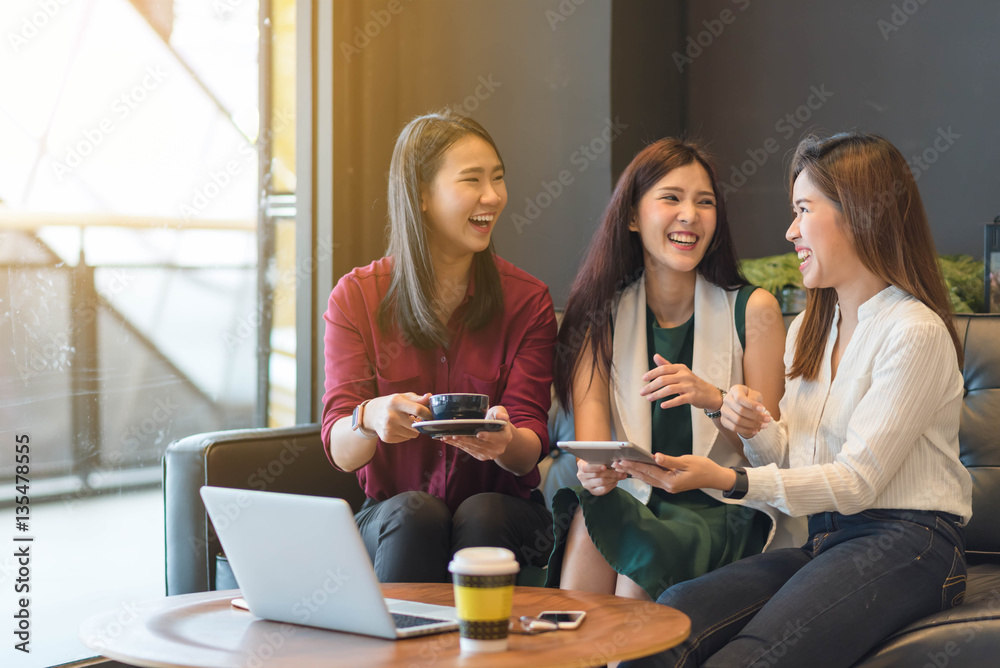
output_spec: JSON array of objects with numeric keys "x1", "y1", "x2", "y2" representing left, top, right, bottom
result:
[
  {"x1": 786, "y1": 169, "x2": 861, "y2": 290},
  {"x1": 628, "y1": 161, "x2": 717, "y2": 275},
  {"x1": 421, "y1": 135, "x2": 506, "y2": 260}
]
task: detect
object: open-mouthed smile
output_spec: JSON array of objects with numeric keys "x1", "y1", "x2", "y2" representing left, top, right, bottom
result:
[
  {"x1": 469, "y1": 213, "x2": 495, "y2": 232},
  {"x1": 796, "y1": 246, "x2": 813, "y2": 270},
  {"x1": 668, "y1": 231, "x2": 699, "y2": 250}
]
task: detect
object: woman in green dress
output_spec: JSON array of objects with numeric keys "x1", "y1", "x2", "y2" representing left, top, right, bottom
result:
[{"x1": 547, "y1": 138, "x2": 804, "y2": 600}]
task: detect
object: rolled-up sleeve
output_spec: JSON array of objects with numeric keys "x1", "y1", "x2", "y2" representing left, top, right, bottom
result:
[
  {"x1": 320, "y1": 275, "x2": 376, "y2": 467},
  {"x1": 315, "y1": 256, "x2": 559, "y2": 508}
]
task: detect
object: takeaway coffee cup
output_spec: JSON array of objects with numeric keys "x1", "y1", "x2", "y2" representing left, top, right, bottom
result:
[{"x1": 448, "y1": 547, "x2": 520, "y2": 653}]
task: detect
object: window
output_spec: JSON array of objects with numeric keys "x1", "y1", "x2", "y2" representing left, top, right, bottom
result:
[{"x1": 0, "y1": 0, "x2": 272, "y2": 664}]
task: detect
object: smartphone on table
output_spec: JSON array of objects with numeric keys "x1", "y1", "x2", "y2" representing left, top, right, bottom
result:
[{"x1": 538, "y1": 610, "x2": 586, "y2": 630}]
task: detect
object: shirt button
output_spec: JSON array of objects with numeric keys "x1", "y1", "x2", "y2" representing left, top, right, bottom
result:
[
  {"x1": 440, "y1": 356, "x2": 446, "y2": 363},
  {"x1": 438, "y1": 450, "x2": 443, "y2": 457}
]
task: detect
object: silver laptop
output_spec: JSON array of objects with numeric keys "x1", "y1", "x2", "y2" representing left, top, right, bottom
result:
[{"x1": 199, "y1": 486, "x2": 459, "y2": 639}]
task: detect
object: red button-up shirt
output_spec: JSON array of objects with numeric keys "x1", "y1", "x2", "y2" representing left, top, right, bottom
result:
[{"x1": 321, "y1": 255, "x2": 556, "y2": 513}]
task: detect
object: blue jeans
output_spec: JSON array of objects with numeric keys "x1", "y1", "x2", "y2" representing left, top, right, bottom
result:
[{"x1": 622, "y1": 509, "x2": 966, "y2": 668}]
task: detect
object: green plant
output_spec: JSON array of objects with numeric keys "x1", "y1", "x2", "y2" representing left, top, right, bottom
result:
[
  {"x1": 938, "y1": 254, "x2": 985, "y2": 314},
  {"x1": 740, "y1": 253, "x2": 803, "y2": 294},
  {"x1": 740, "y1": 253, "x2": 986, "y2": 313}
]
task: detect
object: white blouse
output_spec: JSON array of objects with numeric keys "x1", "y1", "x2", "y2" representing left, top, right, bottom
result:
[{"x1": 743, "y1": 285, "x2": 973, "y2": 523}]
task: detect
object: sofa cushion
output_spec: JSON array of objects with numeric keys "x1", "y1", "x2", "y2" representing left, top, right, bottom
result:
[
  {"x1": 956, "y1": 316, "x2": 1000, "y2": 558},
  {"x1": 855, "y1": 563, "x2": 1000, "y2": 666}
]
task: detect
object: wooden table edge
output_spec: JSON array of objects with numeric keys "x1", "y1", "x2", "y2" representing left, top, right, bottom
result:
[{"x1": 383, "y1": 583, "x2": 692, "y2": 666}]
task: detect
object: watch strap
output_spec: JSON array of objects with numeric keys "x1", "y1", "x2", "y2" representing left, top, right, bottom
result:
[
  {"x1": 723, "y1": 466, "x2": 748, "y2": 499},
  {"x1": 352, "y1": 399, "x2": 377, "y2": 438},
  {"x1": 704, "y1": 387, "x2": 726, "y2": 420}
]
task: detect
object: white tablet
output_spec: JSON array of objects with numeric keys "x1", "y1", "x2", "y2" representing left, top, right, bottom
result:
[{"x1": 557, "y1": 441, "x2": 658, "y2": 467}]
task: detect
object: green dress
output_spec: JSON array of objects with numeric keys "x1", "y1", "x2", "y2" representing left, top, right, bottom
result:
[{"x1": 545, "y1": 286, "x2": 770, "y2": 600}]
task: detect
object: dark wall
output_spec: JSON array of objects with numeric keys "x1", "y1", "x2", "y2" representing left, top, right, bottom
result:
[
  {"x1": 682, "y1": 0, "x2": 1000, "y2": 259},
  {"x1": 480, "y1": 0, "x2": 613, "y2": 307},
  {"x1": 610, "y1": 0, "x2": 686, "y2": 180},
  {"x1": 333, "y1": 0, "x2": 614, "y2": 306},
  {"x1": 334, "y1": 0, "x2": 998, "y2": 306}
]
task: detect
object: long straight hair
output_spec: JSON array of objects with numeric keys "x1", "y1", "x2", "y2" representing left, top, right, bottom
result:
[
  {"x1": 554, "y1": 138, "x2": 746, "y2": 408},
  {"x1": 377, "y1": 111, "x2": 504, "y2": 349},
  {"x1": 788, "y1": 133, "x2": 962, "y2": 380}
]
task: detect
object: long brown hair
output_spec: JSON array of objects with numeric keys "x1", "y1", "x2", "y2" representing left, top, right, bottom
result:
[
  {"x1": 553, "y1": 138, "x2": 746, "y2": 408},
  {"x1": 788, "y1": 133, "x2": 962, "y2": 380},
  {"x1": 377, "y1": 110, "x2": 504, "y2": 349}
]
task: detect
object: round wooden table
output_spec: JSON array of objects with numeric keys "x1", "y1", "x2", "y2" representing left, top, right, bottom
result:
[{"x1": 80, "y1": 584, "x2": 690, "y2": 667}]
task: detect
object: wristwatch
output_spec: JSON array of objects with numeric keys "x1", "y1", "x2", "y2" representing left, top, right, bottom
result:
[
  {"x1": 351, "y1": 400, "x2": 377, "y2": 438},
  {"x1": 723, "y1": 466, "x2": 748, "y2": 499},
  {"x1": 704, "y1": 387, "x2": 726, "y2": 420}
]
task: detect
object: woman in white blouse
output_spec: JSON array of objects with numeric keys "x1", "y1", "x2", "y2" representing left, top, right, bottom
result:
[{"x1": 616, "y1": 133, "x2": 972, "y2": 668}]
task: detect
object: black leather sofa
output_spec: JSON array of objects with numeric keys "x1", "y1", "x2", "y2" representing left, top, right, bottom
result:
[
  {"x1": 162, "y1": 314, "x2": 1000, "y2": 666},
  {"x1": 853, "y1": 314, "x2": 1000, "y2": 667}
]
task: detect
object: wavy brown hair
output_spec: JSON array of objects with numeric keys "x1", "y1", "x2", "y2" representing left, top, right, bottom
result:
[
  {"x1": 377, "y1": 110, "x2": 504, "y2": 348},
  {"x1": 788, "y1": 133, "x2": 962, "y2": 380},
  {"x1": 553, "y1": 138, "x2": 746, "y2": 408}
]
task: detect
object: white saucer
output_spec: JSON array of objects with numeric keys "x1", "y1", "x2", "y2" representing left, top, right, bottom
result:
[{"x1": 412, "y1": 419, "x2": 506, "y2": 437}]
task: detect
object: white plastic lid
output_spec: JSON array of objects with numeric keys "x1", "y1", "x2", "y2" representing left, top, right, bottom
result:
[{"x1": 448, "y1": 547, "x2": 520, "y2": 576}]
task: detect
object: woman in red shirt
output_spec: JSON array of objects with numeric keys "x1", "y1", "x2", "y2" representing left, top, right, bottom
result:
[{"x1": 320, "y1": 110, "x2": 557, "y2": 583}]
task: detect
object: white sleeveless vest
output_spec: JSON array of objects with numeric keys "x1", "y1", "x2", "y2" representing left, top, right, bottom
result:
[{"x1": 608, "y1": 274, "x2": 805, "y2": 551}]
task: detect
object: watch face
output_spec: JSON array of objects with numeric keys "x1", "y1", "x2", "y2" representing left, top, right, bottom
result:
[{"x1": 351, "y1": 404, "x2": 361, "y2": 430}]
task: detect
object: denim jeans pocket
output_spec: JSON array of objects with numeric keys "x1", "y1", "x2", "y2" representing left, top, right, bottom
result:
[
  {"x1": 935, "y1": 514, "x2": 965, "y2": 551},
  {"x1": 811, "y1": 532, "x2": 830, "y2": 555},
  {"x1": 941, "y1": 545, "x2": 967, "y2": 610}
]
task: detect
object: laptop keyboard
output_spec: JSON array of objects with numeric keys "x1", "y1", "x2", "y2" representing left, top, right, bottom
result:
[{"x1": 392, "y1": 612, "x2": 449, "y2": 629}]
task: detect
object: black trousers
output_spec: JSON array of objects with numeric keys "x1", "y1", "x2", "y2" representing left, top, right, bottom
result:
[{"x1": 355, "y1": 490, "x2": 553, "y2": 583}]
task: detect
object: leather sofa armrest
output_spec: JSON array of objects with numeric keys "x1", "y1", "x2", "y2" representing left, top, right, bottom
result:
[{"x1": 162, "y1": 424, "x2": 365, "y2": 596}]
